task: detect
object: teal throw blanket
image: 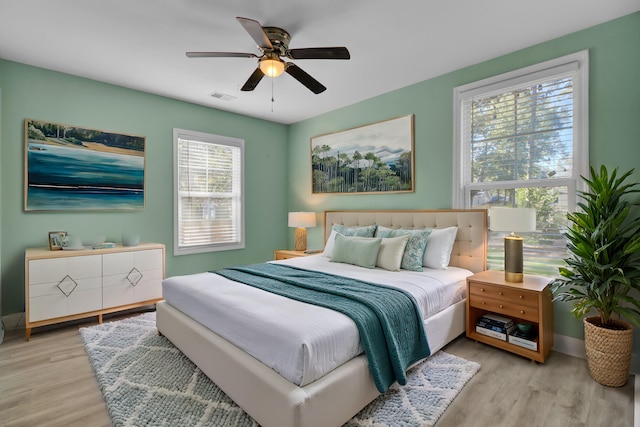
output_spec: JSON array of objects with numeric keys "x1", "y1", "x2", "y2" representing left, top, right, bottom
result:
[{"x1": 213, "y1": 263, "x2": 430, "y2": 393}]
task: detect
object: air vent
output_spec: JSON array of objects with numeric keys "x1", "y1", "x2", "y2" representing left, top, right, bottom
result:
[{"x1": 210, "y1": 91, "x2": 236, "y2": 102}]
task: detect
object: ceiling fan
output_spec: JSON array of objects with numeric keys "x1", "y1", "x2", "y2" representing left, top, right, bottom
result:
[{"x1": 186, "y1": 17, "x2": 350, "y2": 94}]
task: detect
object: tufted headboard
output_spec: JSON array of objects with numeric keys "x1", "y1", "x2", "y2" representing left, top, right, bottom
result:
[{"x1": 324, "y1": 209, "x2": 488, "y2": 273}]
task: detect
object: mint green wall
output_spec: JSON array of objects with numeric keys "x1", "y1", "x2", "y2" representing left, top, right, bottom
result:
[
  {"x1": 288, "y1": 13, "x2": 640, "y2": 341},
  {"x1": 0, "y1": 60, "x2": 289, "y2": 315},
  {"x1": 1, "y1": 12, "x2": 639, "y2": 347}
]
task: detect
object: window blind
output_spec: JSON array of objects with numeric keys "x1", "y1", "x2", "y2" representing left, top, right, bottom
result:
[
  {"x1": 462, "y1": 74, "x2": 575, "y2": 186},
  {"x1": 174, "y1": 131, "x2": 244, "y2": 254}
]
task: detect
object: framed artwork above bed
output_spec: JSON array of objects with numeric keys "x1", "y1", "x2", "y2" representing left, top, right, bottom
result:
[
  {"x1": 310, "y1": 114, "x2": 414, "y2": 194},
  {"x1": 24, "y1": 119, "x2": 145, "y2": 211}
]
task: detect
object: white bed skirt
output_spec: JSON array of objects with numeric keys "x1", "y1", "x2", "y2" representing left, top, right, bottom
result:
[{"x1": 156, "y1": 298, "x2": 466, "y2": 427}]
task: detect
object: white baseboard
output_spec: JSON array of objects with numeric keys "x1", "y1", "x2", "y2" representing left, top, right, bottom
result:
[{"x1": 552, "y1": 332, "x2": 586, "y2": 359}]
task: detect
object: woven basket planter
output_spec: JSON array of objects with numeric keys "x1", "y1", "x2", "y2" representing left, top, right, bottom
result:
[{"x1": 583, "y1": 316, "x2": 633, "y2": 387}]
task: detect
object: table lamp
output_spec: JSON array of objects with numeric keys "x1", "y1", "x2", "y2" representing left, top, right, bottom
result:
[
  {"x1": 288, "y1": 212, "x2": 316, "y2": 251},
  {"x1": 489, "y1": 207, "x2": 536, "y2": 282}
]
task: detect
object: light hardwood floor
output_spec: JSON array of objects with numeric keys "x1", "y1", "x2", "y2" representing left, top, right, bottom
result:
[{"x1": 0, "y1": 313, "x2": 634, "y2": 427}]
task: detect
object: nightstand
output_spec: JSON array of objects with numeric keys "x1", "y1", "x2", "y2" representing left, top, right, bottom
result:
[
  {"x1": 466, "y1": 270, "x2": 554, "y2": 362},
  {"x1": 274, "y1": 250, "x2": 318, "y2": 260}
]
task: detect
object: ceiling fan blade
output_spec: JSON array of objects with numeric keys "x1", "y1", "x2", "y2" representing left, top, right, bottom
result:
[
  {"x1": 240, "y1": 68, "x2": 265, "y2": 91},
  {"x1": 236, "y1": 17, "x2": 273, "y2": 50},
  {"x1": 285, "y1": 64, "x2": 326, "y2": 94},
  {"x1": 288, "y1": 47, "x2": 350, "y2": 60},
  {"x1": 186, "y1": 52, "x2": 258, "y2": 58}
]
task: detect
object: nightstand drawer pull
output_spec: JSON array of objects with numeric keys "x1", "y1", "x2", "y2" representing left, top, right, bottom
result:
[
  {"x1": 520, "y1": 310, "x2": 525, "y2": 314},
  {"x1": 498, "y1": 291, "x2": 503, "y2": 295},
  {"x1": 499, "y1": 304, "x2": 503, "y2": 309},
  {"x1": 480, "y1": 288, "x2": 485, "y2": 292}
]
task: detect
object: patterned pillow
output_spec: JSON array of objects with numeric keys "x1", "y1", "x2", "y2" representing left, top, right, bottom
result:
[
  {"x1": 375, "y1": 227, "x2": 431, "y2": 271},
  {"x1": 322, "y1": 224, "x2": 378, "y2": 257}
]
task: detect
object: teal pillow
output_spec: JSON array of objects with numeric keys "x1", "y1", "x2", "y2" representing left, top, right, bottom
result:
[
  {"x1": 332, "y1": 224, "x2": 377, "y2": 238},
  {"x1": 330, "y1": 234, "x2": 382, "y2": 269},
  {"x1": 375, "y1": 227, "x2": 431, "y2": 271},
  {"x1": 323, "y1": 224, "x2": 378, "y2": 257}
]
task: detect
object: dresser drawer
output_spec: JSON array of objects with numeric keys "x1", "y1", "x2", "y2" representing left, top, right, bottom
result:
[
  {"x1": 469, "y1": 282, "x2": 538, "y2": 308},
  {"x1": 469, "y1": 294, "x2": 539, "y2": 323}
]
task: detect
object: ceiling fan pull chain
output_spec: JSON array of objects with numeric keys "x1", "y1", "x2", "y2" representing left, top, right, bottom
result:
[{"x1": 271, "y1": 77, "x2": 275, "y2": 112}]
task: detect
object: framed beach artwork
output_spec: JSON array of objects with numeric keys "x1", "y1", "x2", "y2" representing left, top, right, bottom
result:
[
  {"x1": 24, "y1": 119, "x2": 145, "y2": 211},
  {"x1": 310, "y1": 114, "x2": 414, "y2": 194}
]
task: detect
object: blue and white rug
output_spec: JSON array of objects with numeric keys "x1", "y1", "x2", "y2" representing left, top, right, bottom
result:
[{"x1": 80, "y1": 312, "x2": 479, "y2": 427}]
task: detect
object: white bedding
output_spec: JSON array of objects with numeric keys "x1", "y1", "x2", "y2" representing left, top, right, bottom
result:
[{"x1": 162, "y1": 255, "x2": 471, "y2": 386}]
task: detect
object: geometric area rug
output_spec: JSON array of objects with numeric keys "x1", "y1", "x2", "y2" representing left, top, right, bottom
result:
[{"x1": 80, "y1": 312, "x2": 480, "y2": 427}]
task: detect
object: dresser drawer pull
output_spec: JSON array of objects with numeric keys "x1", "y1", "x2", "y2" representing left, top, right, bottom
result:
[
  {"x1": 56, "y1": 275, "x2": 78, "y2": 297},
  {"x1": 126, "y1": 267, "x2": 143, "y2": 286},
  {"x1": 519, "y1": 295, "x2": 524, "y2": 299},
  {"x1": 520, "y1": 310, "x2": 525, "y2": 314},
  {"x1": 498, "y1": 291, "x2": 503, "y2": 295},
  {"x1": 499, "y1": 304, "x2": 504, "y2": 309},
  {"x1": 480, "y1": 288, "x2": 485, "y2": 292}
]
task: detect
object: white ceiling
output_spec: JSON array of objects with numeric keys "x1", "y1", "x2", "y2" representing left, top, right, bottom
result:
[{"x1": 1, "y1": 1, "x2": 639, "y2": 124}]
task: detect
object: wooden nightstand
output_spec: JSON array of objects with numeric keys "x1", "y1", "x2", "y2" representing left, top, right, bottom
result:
[
  {"x1": 274, "y1": 250, "x2": 319, "y2": 260},
  {"x1": 466, "y1": 270, "x2": 554, "y2": 363}
]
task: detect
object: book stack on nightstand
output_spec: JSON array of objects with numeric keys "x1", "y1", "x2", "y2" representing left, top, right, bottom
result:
[
  {"x1": 509, "y1": 326, "x2": 539, "y2": 351},
  {"x1": 475, "y1": 313, "x2": 516, "y2": 341}
]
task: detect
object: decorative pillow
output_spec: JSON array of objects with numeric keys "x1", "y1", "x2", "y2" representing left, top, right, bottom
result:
[
  {"x1": 376, "y1": 234, "x2": 411, "y2": 271},
  {"x1": 375, "y1": 227, "x2": 431, "y2": 271},
  {"x1": 330, "y1": 234, "x2": 382, "y2": 269},
  {"x1": 423, "y1": 226, "x2": 458, "y2": 269},
  {"x1": 322, "y1": 224, "x2": 377, "y2": 257}
]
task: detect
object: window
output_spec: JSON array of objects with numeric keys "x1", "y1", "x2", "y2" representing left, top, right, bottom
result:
[
  {"x1": 453, "y1": 51, "x2": 589, "y2": 276},
  {"x1": 173, "y1": 128, "x2": 244, "y2": 255}
]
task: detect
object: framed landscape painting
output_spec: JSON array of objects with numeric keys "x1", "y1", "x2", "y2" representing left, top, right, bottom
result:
[
  {"x1": 24, "y1": 119, "x2": 145, "y2": 211},
  {"x1": 311, "y1": 114, "x2": 414, "y2": 194}
]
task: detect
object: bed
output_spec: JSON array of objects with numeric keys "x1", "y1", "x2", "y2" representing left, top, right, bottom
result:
[{"x1": 156, "y1": 209, "x2": 487, "y2": 427}]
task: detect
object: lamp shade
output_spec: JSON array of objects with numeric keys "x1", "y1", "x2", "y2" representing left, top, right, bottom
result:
[
  {"x1": 489, "y1": 207, "x2": 536, "y2": 233},
  {"x1": 288, "y1": 212, "x2": 316, "y2": 228}
]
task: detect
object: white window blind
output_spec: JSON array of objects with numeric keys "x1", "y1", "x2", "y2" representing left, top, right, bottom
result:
[
  {"x1": 453, "y1": 51, "x2": 589, "y2": 276},
  {"x1": 173, "y1": 129, "x2": 244, "y2": 255}
]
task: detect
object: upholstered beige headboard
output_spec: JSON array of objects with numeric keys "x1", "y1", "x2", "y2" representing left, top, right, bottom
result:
[{"x1": 324, "y1": 210, "x2": 488, "y2": 273}]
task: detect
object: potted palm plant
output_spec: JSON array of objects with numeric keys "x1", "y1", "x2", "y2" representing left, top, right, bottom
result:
[{"x1": 551, "y1": 165, "x2": 640, "y2": 387}]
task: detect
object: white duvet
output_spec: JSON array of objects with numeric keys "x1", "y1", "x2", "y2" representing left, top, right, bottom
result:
[{"x1": 161, "y1": 255, "x2": 470, "y2": 386}]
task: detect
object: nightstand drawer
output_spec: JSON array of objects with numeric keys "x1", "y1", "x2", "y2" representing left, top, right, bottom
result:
[
  {"x1": 469, "y1": 295, "x2": 539, "y2": 323},
  {"x1": 469, "y1": 282, "x2": 538, "y2": 308}
]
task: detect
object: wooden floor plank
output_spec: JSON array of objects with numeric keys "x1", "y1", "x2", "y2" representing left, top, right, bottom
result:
[{"x1": 0, "y1": 316, "x2": 634, "y2": 427}]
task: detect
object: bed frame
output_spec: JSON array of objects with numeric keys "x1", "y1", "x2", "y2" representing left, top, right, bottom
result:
[{"x1": 157, "y1": 209, "x2": 487, "y2": 427}]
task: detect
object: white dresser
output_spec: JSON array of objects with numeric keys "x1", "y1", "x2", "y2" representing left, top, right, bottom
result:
[{"x1": 25, "y1": 243, "x2": 165, "y2": 340}]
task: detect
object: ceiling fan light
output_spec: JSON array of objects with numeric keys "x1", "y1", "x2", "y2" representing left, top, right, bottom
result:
[{"x1": 259, "y1": 58, "x2": 285, "y2": 77}]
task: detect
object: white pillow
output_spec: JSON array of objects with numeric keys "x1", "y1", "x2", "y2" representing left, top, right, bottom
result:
[
  {"x1": 376, "y1": 234, "x2": 411, "y2": 271},
  {"x1": 423, "y1": 226, "x2": 458, "y2": 269},
  {"x1": 322, "y1": 228, "x2": 339, "y2": 257}
]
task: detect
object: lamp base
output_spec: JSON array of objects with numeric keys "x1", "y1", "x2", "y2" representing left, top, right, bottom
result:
[
  {"x1": 294, "y1": 227, "x2": 307, "y2": 251},
  {"x1": 505, "y1": 271, "x2": 524, "y2": 283},
  {"x1": 504, "y1": 235, "x2": 524, "y2": 283}
]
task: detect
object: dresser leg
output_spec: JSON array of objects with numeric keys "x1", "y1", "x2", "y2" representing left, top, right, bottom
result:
[{"x1": 25, "y1": 327, "x2": 31, "y2": 341}]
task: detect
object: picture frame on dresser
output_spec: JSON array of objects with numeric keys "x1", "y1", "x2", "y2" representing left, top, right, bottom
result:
[{"x1": 48, "y1": 231, "x2": 67, "y2": 250}]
